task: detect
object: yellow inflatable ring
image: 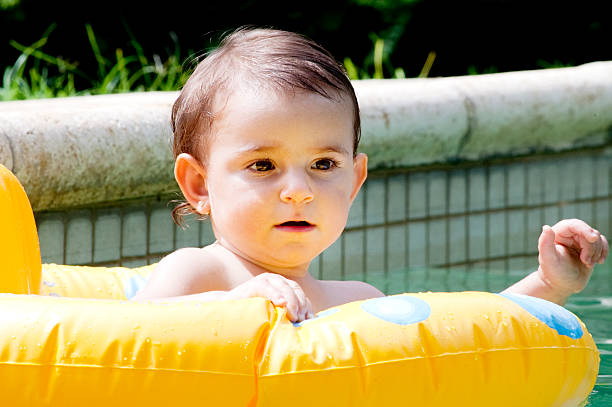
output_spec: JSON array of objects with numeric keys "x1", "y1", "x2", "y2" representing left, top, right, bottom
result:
[{"x1": 0, "y1": 164, "x2": 600, "y2": 406}]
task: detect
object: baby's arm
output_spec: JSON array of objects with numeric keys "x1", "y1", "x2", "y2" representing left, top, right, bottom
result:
[
  {"x1": 503, "y1": 219, "x2": 608, "y2": 305},
  {"x1": 131, "y1": 248, "x2": 313, "y2": 322}
]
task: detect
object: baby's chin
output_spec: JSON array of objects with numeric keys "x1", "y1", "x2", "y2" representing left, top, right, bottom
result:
[
  {"x1": 217, "y1": 239, "x2": 317, "y2": 276},
  {"x1": 251, "y1": 252, "x2": 316, "y2": 277}
]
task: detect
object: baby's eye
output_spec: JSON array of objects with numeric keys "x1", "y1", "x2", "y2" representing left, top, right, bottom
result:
[
  {"x1": 249, "y1": 160, "x2": 275, "y2": 172},
  {"x1": 312, "y1": 159, "x2": 337, "y2": 171}
]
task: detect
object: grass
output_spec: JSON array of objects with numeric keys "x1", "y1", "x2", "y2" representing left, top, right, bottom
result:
[
  {"x1": 2, "y1": 25, "x2": 431, "y2": 101},
  {"x1": 1, "y1": 24, "x2": 192, "y2": 101},
  {"x1": 1, "y1": 25, "x2": 574, "y2": 101},
  {"x1": 343, "y1": 33, "x2": 436, "y2": 80}
]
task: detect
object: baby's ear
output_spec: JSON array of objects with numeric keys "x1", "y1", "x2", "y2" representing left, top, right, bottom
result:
[
  {"x1": 350, "y1": 153, "x2": 368, "y2": 202},
  {"x1": 174, "y1": 153, "x2": 210, "y2": 215}
]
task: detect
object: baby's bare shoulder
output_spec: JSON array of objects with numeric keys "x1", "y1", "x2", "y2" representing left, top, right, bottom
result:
[
  {"x1": 321, "y1": 280, "x2": 384, "y2": 306},
  {"x1": 136, "y1": 247, "x2": 228, "y2": 299}
]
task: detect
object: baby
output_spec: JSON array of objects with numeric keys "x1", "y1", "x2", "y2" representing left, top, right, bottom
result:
[{"x1": 133, "y1": 28, "x2": 609, "y2": 322}]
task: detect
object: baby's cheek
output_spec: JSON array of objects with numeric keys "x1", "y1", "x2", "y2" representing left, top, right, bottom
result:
[
  {"x1": 325, "y1": 192, "x2": 352, "y2": 232},
  {"x1": 234, "y1": 198, "x2": 271, "y2": 228},
  {"x1": 329, "y1": 186, "x2": 353, "y2": 212}
]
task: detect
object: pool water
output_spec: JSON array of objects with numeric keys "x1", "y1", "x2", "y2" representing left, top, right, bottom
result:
[
  {"x1": 566, "y1": 264, "x2": 612, "y2": 407},
  {"x1": 569, "y1": 295, "x2": 612, "y2": 407},
  {"x1": 373, "y1": 262, "x2": 612, "y2": 406}
]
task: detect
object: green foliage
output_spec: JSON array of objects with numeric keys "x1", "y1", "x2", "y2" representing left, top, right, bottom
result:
[
  {"x1": 1, "y1": 19, "x2": 576, "y2": 101},
  {"x1": 350, "y1": 0, "x2": 420, "y2": 9},
  {"x1": 343, "y1": 36, "x2": 407, "y2": 79},
  {"x1": 4, "y1": 23, "x2": 422, "y2": 101},
  {"x1": 467, "y1": 65, "x2": 499, "y2": 75},
  {"x1": 1, "y1": 24, "x2": 192, "y2": 101},
  {"x1": 536, "y1": 59, "x2": 574, "y2": 69},
  {"x1": 0, "y1": 0, "x2": 20, "y2": 10},
  {"x1": 343, "y1": 34, "x2": 437, "y2": 79},
  {"x1": 0, "y1": 24, "x2": 80, "y2": 100}
]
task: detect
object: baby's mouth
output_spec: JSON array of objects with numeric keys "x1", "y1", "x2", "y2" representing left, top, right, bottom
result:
[
  {"x1": 279, "y1": 221, "x2": 313, "y2": 227},
  {"x1": 275, "y1": 220, "x2": 316, "y2": 231}
]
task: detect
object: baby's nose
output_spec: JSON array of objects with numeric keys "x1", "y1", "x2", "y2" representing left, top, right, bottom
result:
[{"x1": 279, "y1": 173, "x2": 314, "y2": 204}]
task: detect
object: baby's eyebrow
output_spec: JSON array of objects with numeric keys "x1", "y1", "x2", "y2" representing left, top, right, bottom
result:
[
  {"x1": 315, "y1": 145, "x2": 350, "y2": 156},
  {"x1": 234, "y1": 144, "x2": 350, "y2": 156},
  {"x1": 234, "y1": 145, "x2": 278, "y2": 155}
]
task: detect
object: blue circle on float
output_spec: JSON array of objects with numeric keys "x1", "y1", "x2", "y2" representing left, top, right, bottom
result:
[
  {"x1": 498, "y1": 293, "x2": 583, "y2": 339},
  {"x1": 361, "y1": 295, "x2": 431, "y2": 325}
]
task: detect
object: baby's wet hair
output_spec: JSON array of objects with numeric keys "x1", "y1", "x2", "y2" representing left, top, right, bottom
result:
[{"x1": 171, "y1": 27, "x2": 361, "y2": 224}]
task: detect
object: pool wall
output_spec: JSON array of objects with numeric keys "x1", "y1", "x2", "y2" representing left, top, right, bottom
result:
[{"x1": 1, "y1": 62, "x2": 611, "y2": 293}]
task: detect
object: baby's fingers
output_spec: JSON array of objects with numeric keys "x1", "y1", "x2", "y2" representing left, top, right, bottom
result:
[
  {"x1": 597, "y1": 234, "x2": 609, "y2": 264},
  {"x1": 578, "y1": 230, "x2": 605, "y2": 266},
  {"x1": 538, "y1": 225, "x2": 558, "y2": 267},
  {"x1": 553, "y1": 219, "x2": 597, "y2": 245},
  {"x1": 552, "y1": 220, "x2": 606, "y2": 266},
  {"x1": 286, "y1": 279, "x2": 311, "y2": 321},
  {"x1": 265, "y1": 277, "x2": 303, "y2": 322},
  {"x1": 305, "y1": 297, "x2": 315, "y2": 320}
]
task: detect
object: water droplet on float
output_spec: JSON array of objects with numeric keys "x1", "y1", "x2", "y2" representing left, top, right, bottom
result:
[
  {"x1": 482, "y1": 314, "x2": 489, "y2": 320},
  {"x1": 145, "y1": 338, "x2": 151, "y2": 343},
  {"x1": 177, "y1": 351, "x2": 182, "y2": 356}
]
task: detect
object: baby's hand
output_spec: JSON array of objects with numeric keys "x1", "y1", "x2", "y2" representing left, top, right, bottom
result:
[
  {"x1": 537, "y1": 219, "x2": 609, "y2": 296},
  {"x1": 227, "y1": 273, "x2": 314, "y2": 322}
]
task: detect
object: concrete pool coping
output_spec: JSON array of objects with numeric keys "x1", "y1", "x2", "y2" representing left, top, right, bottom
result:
[{"x1": 1, "y1": 61, "x2": 611, "y2": 212}]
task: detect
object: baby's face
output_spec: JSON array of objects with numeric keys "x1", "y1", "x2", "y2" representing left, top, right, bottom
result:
[{"x1": 204, "y1": 89, "x2": 366, "y2": 275}]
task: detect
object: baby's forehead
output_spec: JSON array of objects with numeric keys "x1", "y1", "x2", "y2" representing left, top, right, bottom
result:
[
  {"x1": 206, "y1": 88, "x2": 355, "y2": 154},
  {"x1": 224, "y1": 77, "x2": 351, "y2": 107},
  {"x1": 213, "y1": 85, "x2": 353, "y2": 125}
]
